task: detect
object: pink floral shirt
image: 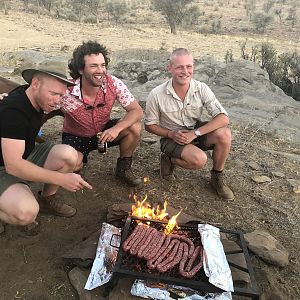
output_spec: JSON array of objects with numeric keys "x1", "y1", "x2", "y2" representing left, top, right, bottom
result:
[{"x1": 60, "y1": 74, "x2": 135, "y2": 137}]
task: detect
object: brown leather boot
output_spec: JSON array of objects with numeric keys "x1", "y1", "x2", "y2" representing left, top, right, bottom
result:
[
  {"x1": 210, "y1": 170, "x2": 235, "y2": 201},
  {"x1": 37, "y1": 191, "x2": 76, "y2": 217},
  {"x1": 115, "y1": 157, "x2": 142, "y2": 186},
  {"x1": 160, "y1": 152, "x2": 175, "y2": 179}
]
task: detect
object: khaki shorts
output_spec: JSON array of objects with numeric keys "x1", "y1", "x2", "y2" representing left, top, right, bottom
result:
[
  {"x1": 0, "y1": 141, "x2": 54, "y2": 196},
  {"x1": 160, "y1": 121, "x2": 213, "y2": 159}
]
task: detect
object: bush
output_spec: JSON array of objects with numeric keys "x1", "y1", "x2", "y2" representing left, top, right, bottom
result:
[
  {"x1": 84, "y1": 16, "x2": 97, "y2": 24},
  {"x1": 251, "y1": 12, "x2": 273, "y2": 33},
  {"x1": 66, "y1": 13, "x2": 80, "y2": 22}
]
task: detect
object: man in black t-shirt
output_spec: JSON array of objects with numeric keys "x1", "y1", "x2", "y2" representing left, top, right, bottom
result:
[{"x1": 0, "y1": 60, "x2": 92, "y2": 229}]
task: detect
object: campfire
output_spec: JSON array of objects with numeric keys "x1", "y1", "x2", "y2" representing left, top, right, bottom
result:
[
  {"x1": 113, "y1": 194, "x2": 206, "y2": 285},
  {"x1": 130, "y1": 193, "x2": 182, "y2": 234}
]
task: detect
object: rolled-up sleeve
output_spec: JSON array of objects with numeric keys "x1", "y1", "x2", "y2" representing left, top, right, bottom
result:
[
  {"x1": 200, "y1": 83, "x2": 228, "y2": 118},
  {"x1": 144, "y1": 90, "x2": 160, "y2": 125}
]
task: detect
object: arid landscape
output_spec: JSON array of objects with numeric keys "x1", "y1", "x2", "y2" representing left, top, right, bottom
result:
[{"x1": 0, "y1": 0, "x2": 299, "y2": 299}]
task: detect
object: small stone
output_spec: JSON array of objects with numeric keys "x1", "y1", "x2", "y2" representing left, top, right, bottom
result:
[
  {"x1": 271, "y1": 171, "x2": 285, "y2": 178},
  {"x1": 141, "y1": 137, "x2": 159, "y2": 144},
  {"x1": 251, "y1": 175, "x2": 271, "y2": 183},
  {"x1": 287, "y1": 179, "x2": 300, "y2": 193},
  {"x1": 248, "y1": 161, "x2": 261, "y2": 170}
]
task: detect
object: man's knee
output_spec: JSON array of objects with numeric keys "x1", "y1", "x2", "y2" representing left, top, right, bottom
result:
[
  {"x1": 128, "y1": 122, "x2": 142, "y2": 137},
  {"x1": 214, "y1": 127, "x2": 232, "y2": 144},
  {"x1": 189, "y1": 152, "x2": 207, "y2": 169},
  {"x1": 12, "y1": 203, "x2": 39, "y2": 225},
  {"x1": 58, "y1": 145, "x2": 78, "y2": 169}
]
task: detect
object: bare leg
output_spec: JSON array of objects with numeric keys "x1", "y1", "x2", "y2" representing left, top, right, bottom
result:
[
  {"x1": 206, "y1": 127, "x2": 232, "y2": 171},
  {"x1": 117, "y1": 122, "x2": 141, "y2": 157},
  {"x1": 74, "y1": 151, "x2": 84, "y2": 172},
  {"x1": 171, "y1": 144, "x2": 208, "y2": 170},
  {"x1": 0, "y1": 184, "x2": 39, "y2": 225},
  {"x1": 41, "y1": 144, "x2": 78, "y2": 197}
]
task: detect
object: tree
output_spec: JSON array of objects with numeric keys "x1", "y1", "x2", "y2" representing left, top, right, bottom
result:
[
  {"x1": 105, "y1": 0, "x2": 128, "y2": 24},
  {"x1": 0, "y1": 0, "x2": 9, "y2": 15},
  {"x1": 152, "y1": 0, "x2": 195, "y2": 34},
  {"x1": 86, "y1": 0, "x2": 105, "y2": 25},
  {"x1": 251, "y1": 12, "x2": 273, "y2": 33}
]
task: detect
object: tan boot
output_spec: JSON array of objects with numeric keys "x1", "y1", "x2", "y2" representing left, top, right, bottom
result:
[
  {"x1": 37, "y1": 191, "x2": 76, "y2": 217},
  {"x1": 210, "y1": 170, "x2": 235, "y2": 201},
  {"x1": 160, "y1": 153, "x2": 175, "y2": 179},
  {"x1": 115, "y1": 157, "x2": 142, "y2": 186}
]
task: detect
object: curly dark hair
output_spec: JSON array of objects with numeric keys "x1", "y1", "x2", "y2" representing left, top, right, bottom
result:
[{"x1": 68, "y1": 41, "x2": 110, "y2": 79}]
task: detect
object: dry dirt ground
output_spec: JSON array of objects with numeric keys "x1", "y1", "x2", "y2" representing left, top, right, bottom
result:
[{"x1": 0, "y1": 8, "x2": 299, "y2": 300}]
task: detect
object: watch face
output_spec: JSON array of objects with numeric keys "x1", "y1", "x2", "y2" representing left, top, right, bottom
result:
[{"x1": 195, "y1": 130, "x2": 201, "y2": 136}]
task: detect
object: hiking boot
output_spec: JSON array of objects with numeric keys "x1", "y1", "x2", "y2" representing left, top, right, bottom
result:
[
  {"x1": 210, "y1": 170, "x2": 235, "y2": 201},
  {"x1": 115, "y1": 157, "x2": 142, "y2": 186},
  {"x1": 160, "y1": 153, "x2": 175, "y2": 179},
  {"x1": 37, "y1": 191, "x2": 76, "y2": 217}
]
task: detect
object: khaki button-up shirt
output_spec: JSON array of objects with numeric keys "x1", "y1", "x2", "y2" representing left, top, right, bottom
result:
[{"x1": 145, "y1": 79, "x2": 228, "y2": 131}]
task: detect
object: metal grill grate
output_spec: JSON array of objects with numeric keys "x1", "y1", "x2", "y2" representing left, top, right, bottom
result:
[{"x1": 112, "y1": 216, "x2": 260, "y2": 299}]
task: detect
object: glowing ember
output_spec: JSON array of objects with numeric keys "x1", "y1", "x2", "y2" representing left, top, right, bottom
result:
[{"x1": 143, "y1": 176, "x2": 149, "y2": 184}]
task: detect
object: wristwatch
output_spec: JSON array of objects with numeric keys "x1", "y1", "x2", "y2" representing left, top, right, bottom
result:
[{"x1": 194, "y1": 129, "x2": 202, "y2": 137}]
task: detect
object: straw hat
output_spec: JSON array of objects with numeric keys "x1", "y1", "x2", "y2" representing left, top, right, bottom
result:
[{"x1": 22, "y1": 59, "x2": 75, "y2": 87}]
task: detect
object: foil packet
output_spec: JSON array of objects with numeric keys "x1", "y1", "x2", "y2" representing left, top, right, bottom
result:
[
  {"x1": 131, "y1": 279, "x2": 232, "y2": 300},
  {"x1": 198, "y1": 224, "x2": 234, "y2": 293},
  {"x1": 85, "y1": 223, "x2": 121, "y2": 290}
]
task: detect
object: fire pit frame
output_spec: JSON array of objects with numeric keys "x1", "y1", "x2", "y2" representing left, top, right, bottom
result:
[{"x1": 112, "y1": 216, "x2": 260, "y2": 299}]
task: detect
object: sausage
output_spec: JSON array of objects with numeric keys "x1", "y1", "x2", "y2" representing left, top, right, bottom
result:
[
  {"x1": 179, "y1": 246, "x2": 203, "y2": 278},
  {"x1": 156, "y1": 240, "x2": 181, "y2": 273},
  {"x1": 179, "y1": 243, "x2": 189, "y2": 275},
  {"x1": 136, "y1": 227, "x2": 157, "y2": 258},
  {"x1": 141, "y1": 230, "x2": 161, "y2": 259},
  {"x1": 144, "y1": 232, "x2": 165, "y2": 260},
  {"x1": 151, "y1": 239, "x2": 179, "y2": 267},
  {"x1": 129, "y1": 225, "x2": 149, "y2": 255},
  {"x1": 158, "y1": 242, "x2": 184, "y2": 273},
  {"x1": 122, "y1": 224, "x2": 144, "y2": 251},
  {"x1": 170, "y1": 234, "x2": 195, "y2": 257},
  {"x1": 186, "y1": 245, "x2": 202, "y2": 271},
  {"x1": 147, "y1": 234, "x2": 171, "y2": 263}
]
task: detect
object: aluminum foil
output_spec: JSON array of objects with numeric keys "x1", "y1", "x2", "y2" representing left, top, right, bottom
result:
[
  {"x1": 198, "y1": 224, "x2": 234, "y2": 293},
  {"x1": 131, "y1": 279, "x2": 232, "y2": 300},
  {"x1": 85, "y1": 223, "x2": 121, "y2": 290}
]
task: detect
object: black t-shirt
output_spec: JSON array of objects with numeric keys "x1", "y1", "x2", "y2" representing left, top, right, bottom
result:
[{"x1": 0, "y1": 85, "x2": 43, "y2": 166}]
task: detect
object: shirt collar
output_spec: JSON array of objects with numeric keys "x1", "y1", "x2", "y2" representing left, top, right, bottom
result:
[{"x1": 166, "y1": 78, "x2": 199, "y2": 98}]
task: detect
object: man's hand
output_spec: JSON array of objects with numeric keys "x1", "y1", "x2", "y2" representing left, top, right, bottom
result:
[
  {"x1": 98, "y1": 126, "x2": 121, "y2": 143},
  {"x1": 0, "y1": 93, "x2": 8, "y2": 100},
  {"x1": 168, "y1": 130, "x2": 196, "y2": 145},
  {"x1": 60, "y1": 173, "x2": 93, "y2": 192}
]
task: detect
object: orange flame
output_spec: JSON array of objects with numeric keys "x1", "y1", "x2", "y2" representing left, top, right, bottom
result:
[
  {"x1": 164, "y1": 209, "x2": 182, "y2": 235},
  {"x1": 130, "y1": 194, "x2": 182, "y2": 234}
]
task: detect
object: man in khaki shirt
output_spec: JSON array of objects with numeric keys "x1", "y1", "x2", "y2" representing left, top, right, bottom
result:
[{"x1": 144, "y1": 48, "x2": 234, "y2": 201}]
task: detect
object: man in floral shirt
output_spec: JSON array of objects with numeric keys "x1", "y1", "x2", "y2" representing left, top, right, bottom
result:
[{"x1": 58, "y1": 41, "x2": 143, "y2": 186}]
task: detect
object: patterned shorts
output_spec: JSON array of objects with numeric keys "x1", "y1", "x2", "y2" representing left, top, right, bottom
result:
[{"x1": 62, "y1": 119, "x2": 120, "y2": 163}]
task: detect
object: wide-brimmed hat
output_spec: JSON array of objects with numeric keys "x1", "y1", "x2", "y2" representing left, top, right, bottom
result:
[{"x1": 22, "y1": 59, "x2": 75, "y2": 87}]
